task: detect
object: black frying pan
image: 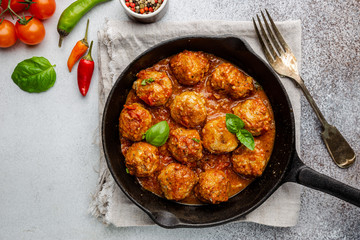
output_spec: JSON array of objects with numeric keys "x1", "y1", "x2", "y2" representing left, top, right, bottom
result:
[{"x1": 102, "y1": 36, "x2": 360, "y2": 228}]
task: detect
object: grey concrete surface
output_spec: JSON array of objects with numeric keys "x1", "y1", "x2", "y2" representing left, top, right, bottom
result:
[{"x1": 0, "y1": 0, "x2": 359, "y2": 239}]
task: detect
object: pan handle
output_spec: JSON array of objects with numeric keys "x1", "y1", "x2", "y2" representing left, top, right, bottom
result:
[{"x1": 283, "y1": 152, "x2": 360, "y2": 207}]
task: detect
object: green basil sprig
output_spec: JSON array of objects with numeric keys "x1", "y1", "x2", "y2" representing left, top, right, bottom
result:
[
  {"x1": 141, "y1": 78, "x2": 155, "y2": 86},
  {"x1": 144, "y1": 121, "x2": 169, "y2": 147},
  {"x1": 11, "y1": 56, "x2": 56, "y2": 93},
  {"x1": 192, "y1": 138, "x2": 200, "y2": 143},
  {"x1": 226, "y1": 113, "x2": 255, "y2": 150}
]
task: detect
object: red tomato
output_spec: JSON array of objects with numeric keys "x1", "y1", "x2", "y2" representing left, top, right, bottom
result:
[
  {"x1": 29, "y1": 0, "x2": 56, "y2": 20},
  {"x1": 1, "y1": 0, "x2": 27, "y2": 13},
  {"x1": 15, "y1": 16, "x2": 45, "y2": 45},
  {"x1": 0, "y1": 19, "x2": 17, "y2": 48}
]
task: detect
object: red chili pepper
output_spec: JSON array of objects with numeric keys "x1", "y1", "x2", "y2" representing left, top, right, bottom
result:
[
  {"x1": 67, "y1": 19, "x2": 89, "y2": 72},
  {"x1": 77, "y1": 40, "x2": 94, "y2": 96}
]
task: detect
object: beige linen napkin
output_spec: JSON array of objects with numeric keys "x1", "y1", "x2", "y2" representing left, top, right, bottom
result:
[{"x1": 90, "y1": 19, "x2": 303, "y2": 227}]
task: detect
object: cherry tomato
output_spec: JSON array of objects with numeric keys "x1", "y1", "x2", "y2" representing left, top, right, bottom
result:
[
  {"x1": 29, "y1": 0, "x2": 56, "y2": 20},
  {"x1": 0, "y1": 19, "x2": 17, "y2": 48},
  {"x1": 15, "y1": 17, "x2": 45, "y2": 45},
  {"x1": 1, "y1": 0, "x2": 27, "y2": 13}
]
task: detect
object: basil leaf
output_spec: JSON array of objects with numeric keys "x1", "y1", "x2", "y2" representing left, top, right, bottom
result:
[
  {"x1": 236, "y1": 129, "x2": 255, "y2": 151},
  {"x1": 226, "y1": 113, "x2": 244, "y2": 133},
  {"x1": 192, "y1": 138, "x2": 200, "y2": 143},
  {"x1": 141, "y1": 78, "x2": 155, "y2": 86},
  {"x1": 11, "y1": 56, "x2": 56, "y2": 93},
  {"x1": 145, "y1": 121, "x2": 169, "y2": 147}
]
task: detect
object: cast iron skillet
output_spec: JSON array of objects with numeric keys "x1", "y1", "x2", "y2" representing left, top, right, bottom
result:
[{"x1": 102, "y1": 36, "x2": 360, "y2": 228}]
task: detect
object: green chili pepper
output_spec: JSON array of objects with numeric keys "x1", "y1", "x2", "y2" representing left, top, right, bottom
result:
[{"x1": 57, "y1": 0, "x2": 112, "y2": 47}]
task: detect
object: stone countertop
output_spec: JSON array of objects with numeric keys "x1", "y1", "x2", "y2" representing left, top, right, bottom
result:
[{"x1": 0, "y1": 0, "x2": 359, "y2": 239}]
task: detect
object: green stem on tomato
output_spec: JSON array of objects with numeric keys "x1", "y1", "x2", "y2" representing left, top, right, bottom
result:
[{"x1": 0, "y1": 1, "x2": 28, "y2": 23}]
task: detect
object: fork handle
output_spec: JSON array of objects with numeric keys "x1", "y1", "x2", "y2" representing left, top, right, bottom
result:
[
  {"x1": 297, "y1": 78, "x2": 328, "y2": 128},
  {"x1": 296, "y1": 77, "x2": 356, "y2": 168}
]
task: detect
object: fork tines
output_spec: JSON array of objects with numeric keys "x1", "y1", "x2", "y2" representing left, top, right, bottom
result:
[{"x1": 253, "y1": 9, "x2": 290, "y2": 62}]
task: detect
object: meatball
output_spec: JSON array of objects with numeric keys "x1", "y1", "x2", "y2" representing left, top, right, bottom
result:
[
  {"x1": 132, "y1": 69, "x2": 172, "y2": 106},
  {"x1": 231, "y1": 140, "x2": 267, "y2": 177},
  {"x1": 125, "y1": 142, "x2": 160, "y2": 177},
  {"x1": 232, "y1": 98, "x2": 271, "y2": 136},
  {"x1": 168, "y1": 128, "x2": 203, "y2": 164},
  {"x1": 119, "y1": 103, "x2": 152, "y2": 141},
  {"x1": 170, "y1": 91, "x2": 207, "y2": 128},
  {"x1": 170, "y1": 50, "x2": 210, "y2": 86},
  {"x1": 158, "y1": 163, "x2": 198, "y2": 201},
  {"x1": 202, "y1": 117, "x2": 238, "y2": 153},
  {"x1": 195, "y1": 169, "x2": 230, "y2": 204},
  {"x1": 210, "y1": 62, "x2": 254, "y2": 99}
]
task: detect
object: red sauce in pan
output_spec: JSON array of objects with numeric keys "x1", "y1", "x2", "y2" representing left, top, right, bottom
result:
[{"x1": 121, "y1": 53, "x2": 275, "y2": 204}]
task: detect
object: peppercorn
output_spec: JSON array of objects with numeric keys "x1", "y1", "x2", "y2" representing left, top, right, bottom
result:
[{"x1": 124, "y1": 0, "x2": 163, "y2": 14}]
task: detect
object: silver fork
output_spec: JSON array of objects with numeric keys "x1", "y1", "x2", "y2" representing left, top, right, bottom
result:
[{"x1": 253, "y1": 10, "x2": 356, "y2": 168}]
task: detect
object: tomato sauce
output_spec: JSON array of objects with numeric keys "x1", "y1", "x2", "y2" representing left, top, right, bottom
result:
[{"x1": 121, "y1": 53, "x2": 275, "y2": 204}]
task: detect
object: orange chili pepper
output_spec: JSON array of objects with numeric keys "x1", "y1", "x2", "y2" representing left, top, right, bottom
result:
[{"x1": 67, "y1": 19, "x2": 89, "y2": 72}]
